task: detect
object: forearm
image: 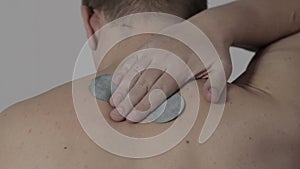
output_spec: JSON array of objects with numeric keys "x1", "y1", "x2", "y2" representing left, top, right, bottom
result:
[{"x1": 190, "y1": 0, "x2": 300, "y2": 49}]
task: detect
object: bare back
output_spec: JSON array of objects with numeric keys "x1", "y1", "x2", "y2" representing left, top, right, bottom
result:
[{"x1": 1, "y1": 33, "x2": 300, "y2": 169}]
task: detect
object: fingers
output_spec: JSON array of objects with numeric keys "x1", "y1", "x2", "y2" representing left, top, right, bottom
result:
[
  {"x1": 126, "y1": 73, "x2": 179, "y2": 122},
  {"x1": 110, "y1": 69, "x2": 163, "y2": 121},
  {"x1": 112, "y1": 55, "x2": 138, "y2": 85},
  {"x1": 202, "y1": 49, "x2": 232, "y2": 104},
  {"x1": 125, "y1": 90, "x2": 166, "y2": 123},
  {"x1": 202, "y1": 69, "x2": 228, "y2": 104},
  {"x1": 110, "y1": 55, "x2": 151, "y2": 107}
]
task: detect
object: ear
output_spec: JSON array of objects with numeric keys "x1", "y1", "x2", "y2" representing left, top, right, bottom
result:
[{"x1": 81, "y1": 6, "x2": 98, "y2": 50}]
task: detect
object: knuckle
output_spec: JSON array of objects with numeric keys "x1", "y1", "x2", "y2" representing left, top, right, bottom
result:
[
  {"x1": 122, "y1": 98, "x2": 134, "y2": 110},
  {"x1": 119, "y1": 78, "x2": 133, "y2": 90},
  {"x1": 127, "y1": 94, "x2": 139, "y2": 106},
  {"x1": 128, "y1": 88, "x2": 147, "y2": 104},
  {"x1": 151, "y1": 83, "x2": 167, "y2": 92},
  {"x1": 136, "y1": 78, "x2": 149, "y2": 89},
  {"x1": 128, "y1": 68, "x2": 141, "y2": 78},
  {"x1": 123, "y1": 62, "x2": 133, "y2": 70},
  {"x1": 115, "y1": 87, "x2": 128, "y2": 97},
  {"x1": 135, "y1": 100, "x2": 151, "y2": 113}
]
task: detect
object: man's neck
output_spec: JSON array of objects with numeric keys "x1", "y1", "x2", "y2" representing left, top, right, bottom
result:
[{"x1": 93, "y1": 13, "x2": 184, "y2": 73}]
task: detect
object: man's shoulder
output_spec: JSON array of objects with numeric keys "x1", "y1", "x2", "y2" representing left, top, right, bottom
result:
[
  {"x1": 0, "y1": 80, "x2": 91, "y2": 168},
  {"x1": 1, "y1": 81, "x2": 74, "y2": 119}
]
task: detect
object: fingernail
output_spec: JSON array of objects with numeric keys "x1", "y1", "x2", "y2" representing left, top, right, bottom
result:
[
  {"x1": 112, "y1": 74, "x2": 122, "y2": 84},
  {"x1": 210, "y1": 88, "x2": 220, "y2": 103},
  {"x1": 110, "y1": 109, "x2": 125, "y2": 121},
  {"x1": 112, "y1": 92, "x2": 122, "y2": 106}
]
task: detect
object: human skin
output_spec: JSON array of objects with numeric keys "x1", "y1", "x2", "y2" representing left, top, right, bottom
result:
[
  {"x1": 109, "y1": 0, "x2": 300, "y2": 122},
  {"x1": 0, "y1": 29, "x2": 300, "y2": 168}
]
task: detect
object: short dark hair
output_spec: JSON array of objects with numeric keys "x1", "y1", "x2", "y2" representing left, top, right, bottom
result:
[{"x1": 82, "y1": 0, "x2": 207, "y2": 20}]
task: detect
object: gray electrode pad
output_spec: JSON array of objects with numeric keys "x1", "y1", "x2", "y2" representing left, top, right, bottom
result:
[{"x1": 89, "y1": 74, "x2": 185, "y2": 123}]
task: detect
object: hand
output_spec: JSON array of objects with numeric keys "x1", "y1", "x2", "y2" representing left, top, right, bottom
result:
[{"x1": 109, "y1": 22, "x2": 232, "y2": 123}]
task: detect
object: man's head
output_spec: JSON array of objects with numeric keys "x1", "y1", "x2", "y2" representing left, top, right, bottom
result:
[
  {"x1": 81, "y1": 0, "x2": 207, "y2": 49},
  {"x1": 83, "y1": 0, "x2": 207, "y2": 21}
]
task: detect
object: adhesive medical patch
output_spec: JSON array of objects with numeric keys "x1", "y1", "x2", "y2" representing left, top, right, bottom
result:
[{"x1": 89, "y1": 74, "x2": 185, "y2": 123}]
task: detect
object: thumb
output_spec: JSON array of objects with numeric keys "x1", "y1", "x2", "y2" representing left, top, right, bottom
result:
[{"x1": 203, "y1": 70, "x2": 228, "y2": 104}]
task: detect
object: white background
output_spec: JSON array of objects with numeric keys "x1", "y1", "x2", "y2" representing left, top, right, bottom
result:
[{"x1": 0, "y1": 0, "x2": 253, "y2": 112}]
